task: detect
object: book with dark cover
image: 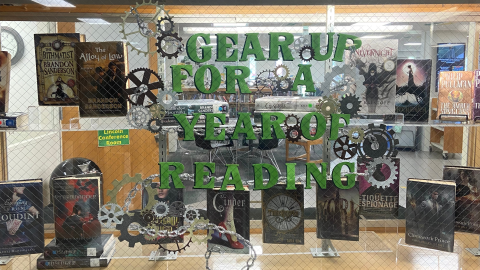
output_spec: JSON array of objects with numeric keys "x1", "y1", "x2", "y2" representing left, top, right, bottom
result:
[
  {"x1": 358, "y1": 158, "x2": 400, "y2": 219},
  {"x1": 34, "y1": 33, "x2": 81, "y2": 106},
  {"x1": 0, "y1": 179, "x2": 43, "y2": 256},
  {"x1": 0, "y1": 51, "x2": 11, "y2": 113},
  {"x1": 37, "y1": 245, "x2": 115, "y2": 269},
  {"x1": 437, "y1": 71, "x2": 473, "y2": 120},
  {"x1": 44, "y1": 234, "x2": 114, "y2": 258},
  {"x1": 396, "y1": 59, "x2": 432, "y2": 122},
  {"x1": 443, "y1": 166, "x2": 480, "y2": 234},
  {"x1": 207, "y1": 187, "x2": 250, "y2": 254},
  {"x1": 406, "y1": 178, "x2": 455, "y2": 252},
  {"x1": 53, "y1": 177, "x2": 101, "y2": 244},
  {"x1": 262, "y1": 184, "x2": 304, "y2": 245},
  {"x1": 473, "y1": 70, "x2": 480, "y2": 121},
  {"x1": 317, "y1": 179, "x2": 360, "y2": 241},
  {"x1": 76, "y1": 42, "x2": 128, "y2": 117}
]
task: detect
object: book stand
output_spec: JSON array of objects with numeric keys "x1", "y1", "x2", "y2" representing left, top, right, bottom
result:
[
  {"x1": 148, "y1": 249, "x2": 177, "y2": 261},
  {"x1": 0, "y1": 256, "x2": 12, "y2": 265},
  {"x1": 465, "y1": 235, "x2": 480, "y2": 256},
  {"x1": 310, "y1": 239, "x2": 340, "y2": 257},
  {"x1": 396, "y1": 238, "x2": 462, "y2": 269}
]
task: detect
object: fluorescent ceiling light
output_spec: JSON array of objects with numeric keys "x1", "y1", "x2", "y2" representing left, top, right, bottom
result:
[
  {"x1": 32, "y1": 0, "x2": 75, "y2": 7},
  {"x1": 352, "y1": 22, "x2": 390, "y2": 26},
  {"x1": 183, "y1": 25, "x2": 412, "y2": 34},
  {"x1": 213, "y1": 23, "x2": 248, "y2": 27},
  {"x1": 404, "y1": 43, "x2": 422, "y2": 46},
  {"x1": 361, "y1": 35, "x2": 389, "y2": 39},
  {"x1": 78, "y1": 18, "x2": 110, "y2": 24}
]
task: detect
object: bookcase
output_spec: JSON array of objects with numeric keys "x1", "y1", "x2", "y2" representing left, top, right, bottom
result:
[{"x1": 430, "y1": 97, "x2": 463, "y2": 159}]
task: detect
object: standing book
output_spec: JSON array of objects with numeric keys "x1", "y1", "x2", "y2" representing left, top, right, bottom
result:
[
  {"x1": 443, "y1": 166, "x2": 480, "y2": 234},
  {"x1": 437, "y1": 71, "x2": 474, "y2": 120},
  {"x1": 317, "y1": 179, "x2": 360, "y2": 241},
  {"x1": 473, "y1": 70, "x2": 480, "y2": 121},
  {"x1": 0, "y1": 51, "x2": 11, "y2": 113},
  {"x1": 405, "y1": 178, "x2": 455, "y2": 252},
  {"x1": 0, "y1": 179, "x2": 43, "y2": 256},
  {"x1": 207, "y1": 187, "x2": 250, "y2": 254},
  {"x1": 262, "y1": 184, "x2": 304, "y2": 245},
  {"x1": 76, "y1": 42, "x2": 128, "y2": 117},
  {"x1": 44, "y1": 234, "x2": 114, "y2": 258},
  {"x1": 53, "y1": 176, "x2": 101, "y2": 244},
  {"x1": 34, "y1": 33, "x2": 82, "y2": 106}
]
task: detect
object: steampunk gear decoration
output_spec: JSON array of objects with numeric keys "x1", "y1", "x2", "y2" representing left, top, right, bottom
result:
[
  {"x1": 156, "y1": 90, "x2": 178, "y2": 110},
  {"x1": 155, "y1": 33, "x2": 183, "y2": 59},
  {"x1": 293, "y1": 35, "x2": 310, "y2": 53},
  {"x1": 255, "y1": 70, "x2": 276, "y2": 92},
  {"x1": 348, "y1": 127, "x2": 365, "y2": 144},
  {"x1": 116, "y1": 212, "x2": 148, "y2": 247},
  {"x1": 273, "y1": 64, "x2": 289, "y2": 80},
  {"x1": 127, "y1": 105, "x2": 152, "y2": 129},
  {"x1": 98, "y1": 203, "x2": 124, "y2": 228},
  {"x1": 366, "y1": 157, "x2": 399, "y2": 189},
  {"x1": 286, "y1": 125, "x2": 302, "y2": 142},
  {"x1": 152, "y1": 201, "x2": 170, "y2": 218},
  {"x1": 184, "y1": 207, "x2": 200, "y2": 224},
  {"x1": 284, "y1": 113, "x2": 300, "y2": 127},
  {"x1": 321, "y1": 65, "x2": 366, "y2": 98},
  {"x1": 357, "y1": 124, "x2": 399, "y2": 162},
  {"x1": 333, "y1": 135, "x2": 358, "y2": 160},
  {"x1": 275, "y1": 78, "x2": 293, "y2": 92},
  {"x1": 147, "y1": 117, "x2": 162, "y2": 134},
  {"x1": 188, "y1": 217, "x2": 213, "y2": 244},
  {"x1": 140, "y1": 208, "x2": 157, "y2": 224},
  {"x1": 126, "y1": 68, "x2": 163, "y2": 107},
  {"x1": 340, "y1": 93, "x2": 362, "y2": 116},
  {"x1": 149, "y1": 103, "x2": 166, "y2": 119},
  {"x1": 157, "y1": 16, "x2": 175, "y2": 35},
  {"x1": 106, "y1": 173, "x2": 143, "y2": 205},
  {"x1": 158, "y1": 238, "x2": 193, "y2": 254},
  {"x1": 318, "y1": 96, "x2": 340, "y2": 116},
  {"x1": 169, "y1": 201, "x2": 187, "y2": 217},
  {"x1": 299, "y1": 45, "x2": 315, "y2": 62}
]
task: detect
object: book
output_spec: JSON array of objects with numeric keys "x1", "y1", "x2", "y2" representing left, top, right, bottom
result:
[
  {"x1": 395, "y1": 59, "x2": 432, "y2": 122},
  {"x1": 262, "y1": 184, "x2": 304, "y2": 245},
  {"x1": 0, "y1": 51, "x2": 11, "y2": 113},
  {"x1": 53, "y1": 177, "x2": 101, "y2": 244},
  {"x1": 473, "y1": 70, "x2": 480, "y2": 121},
  {"x1": 317, "y1": 178, "x2": 360, "y2": 241},
  {"x1": 443, "y1": 166, "x2": 480, "y2": 234},
  {"x1": 44, "y1": 234, "x2": 114, "y2": 258},
  {"x1": 207, "y1": 187, "x2": 250, "y2": 254},
  {"x1": 0, "y1": 112, "x2": 28, "y2": 129},
  {"x1": 358, "y1": 158, "x2": 400, "y2": 219},
  {"x1": 76, "y1": 42, "x2": 128, "y2": 117},
  {"x1": 34, "y1": 33, "x2": 82, "y2": 106},
  {"x1": 165, "y1": 99, "x2": 229, "y2": 117},
  {"x1": 437, "y1": 71, "x2": 474, "y2": 120},
  {"x1": 0, "y1": 179, "x2": 43, "y2": 256},
  {"x1": 405, "y1": 178, "x2": 455, "y2": 252},
  {"x1": 37, "y1": 245, "x2": 115, "y2": 269},
  {"x1": 255, "y1": 96, "x2": 320, "y2": 112}
]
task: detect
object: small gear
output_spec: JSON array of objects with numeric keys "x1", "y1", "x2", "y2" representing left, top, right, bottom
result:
[
  {"x1": 340, "y1": 93, "x2": 362, "y2": 116},
  {"x1": 348, "y1": 127, "x2": 365, "y2": 143},
  {"x1": 284, "y1": 113, "x2": 300, "y2": 127},
  {"x1": 156, "y1": 33, "x2": 183, "y2": 59},
  {"x1": 169, "y1": 201, "x2": 186, "y2": 217},
  {"x1": 147, "y1": 118, "x2": 162, "y2": 134},
  {"x1": 183, "y1": 207, "x2": 200, "y2": 224},
  {"x1": 286, "y1": 125, "x2": 302, "y2": 142},
  {"x1": 127, "y1": 105, "x2": 152, "y2": 129},
  {"x1": 321, "y1": 65, "x2": 366, "y2": 98},
  {"x1": 293, "y1": 35, "x2": 310, "y2": 53},
  {"x1": 144, "y1": 224, "x2": 160, "y2": 241},
  {"x1": 140, "y1": 208, "x2": 157, "y2": 224},
  {"x1": 188, "y1": 217, "x2": 213, "y2": 244},
  {"x1": 153, "y1": 201, "x2": 170, "y2": 218},
  {"x1": 106, "y1": 173, "x2": 143, "y2": 205},
  {"x1": 149, "y1": 104, "x2": 166, "y2": 119},
  {"x1": 156, "y1": 90, "x2": 178, "y2": 110},
  {"x1": 273, "y1": 64, "x2": 289, "y2": 80},
  {"x1": 126, "y1": 68, "x2": 164, "y2": 107},
  {"x1": 255, "y1": 70, "x2": 276, "y2": 93},
  {"x1": 275, "y1": 78, "x2": 293, "y2": 92},
  {"x1": 98, "y1": 203, "x2": 124, "y2": 228},
  {"x1": 158, "y1": 238, "x2": 192, "y2": 254},
  {"x1": 156, "y1": 16, "x2": 175, "y2": 35},
  {"x1": 357, "y1": 124, "x2": 398, "y2": 161},
  {"x1": 333, "y1": 135, "x2": 357, "y2": 160},
  {"x1": 366, "y1": 157, "x2": 398, "y2": 189},
  {"x1": 299, "y1": 45, "x2": 315, "y2": 62},
  {"x1": 116, "y1": 212, "x2": 148, "y2": 248},
  {"x1": 319, "y1": 96, "x2": 340, "y2": 116}
]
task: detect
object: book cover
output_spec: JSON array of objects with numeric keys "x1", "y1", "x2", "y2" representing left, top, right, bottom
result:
[
  {"x1": 358, "y1": 158, "x2": 400, "y2": 219},
  {"x1": 0, "y1": 179, "x2": 43, "y2": 256},
  {"x1": 34, "y1": 33, "x2": 81, "y2": 106},
  {"x1": 262, "y1": 184, "x2": 304, "y2": 245},
  {"x1": 405, "y1": 178, "x2": 455, "y2": 252},
  {"x1": 37, "y1": 245, "x2": 115, "y2": 269},
  {"x1": 0, "y1": 51, "x2": 11, "y2": 113},
  {"x1": 436, "y1": 43, "x2": 465, "y2": 92},
  {"x1": 317, "y1": 179, "x2": 360, "y2": 241},
  {"x1": 76, "y1": 42, "x2": 128, "y2": 117},
  {"x1": 443, "y1": 166, "x2": 480, "y2": 234},
  {"x1": 395, "y1": 59, "x2": 432, "y2": 122},
  {"x1": 53, "y1": 177, "x2": 101, "y2": 244},
  {"x1": 351, "y1": 39, "x2": 398, "y2": 115},
  {"x1": 207, "y1": 187, "x2": 250, "y2": 254},
  {"x1": 473, "y1": 70, "x2": 480, "y2": 121},
  {"x1": 437, "y1": 71, "x2": 474, "y2": 120},
  {"x1": 44, "y1": 234, "x2": 114, "y2": 258}
]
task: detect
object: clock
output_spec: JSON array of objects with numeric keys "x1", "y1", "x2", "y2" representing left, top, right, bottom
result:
[
  {"x1": 265, "y1": 193, "x2": 302, "y2": 231},
  {"x1": 383, "y1": 59, "x2": 395, "y2": 72},
  {"x1": 1, "y1": 26, "x2": 24, "y2": 65}
]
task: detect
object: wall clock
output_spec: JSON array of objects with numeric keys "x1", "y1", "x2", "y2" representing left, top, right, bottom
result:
[
  {"x1": 1, "y1": 26, "x2": 25, "y2": 65},
  {"x1": 265, "y1": 193, "x2": 302, "y2": 231}
]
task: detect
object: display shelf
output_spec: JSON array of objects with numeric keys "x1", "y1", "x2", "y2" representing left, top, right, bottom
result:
[
  {"x1": 396, "y1": 238, "x2": 462, "y2": 270},
  {"x1": 360, "y1": 216, "x2": 402, "y2": 234},
  {"x1": 432, "y1": 126, "x2": 444, "y2": 132}
]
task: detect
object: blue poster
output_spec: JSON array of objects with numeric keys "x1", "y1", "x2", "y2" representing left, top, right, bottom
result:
[{"x1": 435, "y1": 43, "x2": 465, "y2": 92}]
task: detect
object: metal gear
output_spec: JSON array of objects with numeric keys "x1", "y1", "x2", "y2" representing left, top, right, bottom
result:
[
  {"x1": 116, "y1": 212, "x2": 148, "y2": 247},
  {"x1": 293, "y1": 35, "x2": 310, "y2": 53},
  {"x1": 340, "y1": 93, "x2": 362, "y2": 116},
  {"x1": 255, "y1": 70, "x2": 276, "y2": 93},
  {"x1": 284, "y1": 113, "x2": 300, "y2": 127},
  {"x1": 183, "y1": 207, "x2": 200, "y2": 224},
  {"x1": 153, "y1": 201, "x2": 170, "y2": 218},
  {"x1": 156, "y1": 90, "x2": 178, "y2": 109},
  {"x1": 149, "y1": 104, "x2": 166, "y2": 120},
  {"x1": 127, "y1": 105, "x2": 152, "y2": 129},
  {"x1": 126, "y1": 68, "x2": 163, "y2": 107},
  {"x1": 348, "y1": 127, "x2": 365, "y2": 143},
  {"x1": 144, "y1": 224, "x2": 160, "y2": 241},
  {"x1": 147, "y1": 118, "x2": 162, "y2": 134},
  {"x1": 273, "y1": 64, "x2": 289, "y2": 80},
  {"x1": 299, "y1": 45, "x2": 315, "y2": 62},
  {"x1": 275, "y1": 78, "x2": 293, "y2": 92},
  {"x1": 366, "y1": 157, "x2": 398, "y2": 189},
  {"x1": 357, "y1": 124, "x2": 399, "y2": 161},
  {"x1": 106, "y1": 173, "x2": 143, "y2": 205},
  {"x1": 155, "y1": 33, "x2": 183, "y2": 59},
  {"x1": 140, "y1": 209, "x2": 157, "y2": 224},
  {"x1": 169, "y1": 201, "x2": 186, "y2": 217},
  {"x1": 286, "y1": 125, "x2": 302, "y2": 142},
  {"x1": 318, "y1": 96, "x2": 340, "y2": 116},
  {"x1": 156, "y1": 16, "x2": 175, "y2": 35},
  {"x1": 158, "y1": 238, "x2": 193, "y2": 254},
  {"x1": 320, "y1": 65, "x2": 366, "y2": 98},
  {"x1": 98, "y1": 203, "x2": 124, "y2": 228},
  {"x1": 188, "y1": 217, "x2": 213, "y2": 244},
  {"x1": 333, "y1": 135, "x2": 358, "y2": 160}
]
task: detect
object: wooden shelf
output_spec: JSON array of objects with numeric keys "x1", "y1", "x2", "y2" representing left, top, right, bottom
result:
[{"x1": 430, "y1": 97, "x2": 462, "y2": 154}]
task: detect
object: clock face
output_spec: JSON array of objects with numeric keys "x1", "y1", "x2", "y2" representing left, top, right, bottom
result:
[
  {"x1": 384, "y1": 60, "x2": 395, "y2": 72},
  {"x1": 1, "y1": 31, "x2": 18, "y2": 58},
  {"x1": 1, "y1": 27, "x2": 24, "y2": 65},
  {"x1": 265, "y1": 194, "x2": 302, "y2": 231}
]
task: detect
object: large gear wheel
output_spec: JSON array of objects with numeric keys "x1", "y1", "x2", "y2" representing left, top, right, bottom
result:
[
  {"x1": 255, "y1": 70, "x2": 276, "y2": 93},
  {"x1": 348, "y1": 127, "x2": 365, "y2": 144},
  {"x1": 318, "y1": 96, "x2": 340, "y2": 116},
  {"x1": 169, "y1": 201, "x2": 186, "y2": 217},
  {"x1": 158, "y1": 238, "x2": 193, "y2": 254},
  {"x1": 156, "y1": 16, "x2": 175, "y2": 35},
  {"x1": 366, "y1": 157, "x2": 398, "y2": 189},
  {"x1": 273, "y1": 64, "x2": 289, "y2": 80},
  {"x1": 127, "y1": 105, "x2": 152, "y2": 129},
  {"x1": 98, "y1": 203, "x2": 124, "y2": 228},
  {"x1": 299, "y1": 45, "x2": 315, "y2": 62},
  {"x1": 116, "y1": 212, "x2": 148, "y2": 247},
  {"x1": 286, "y1": 125, "x2": 302, "y2": 142},
  {"x1": 320, "y1": 65, "x2": 366, "y2": 98},
  {"x1": 156, "y1": 90, "x2": 178, "y2": 110},
  {"x1": 126, "y1": 68, "x2": 163, "y2": 107},
  {"x1": 188, "y1": 217, "x2": 213, "y2": 244},
  {"x1": 106, "y1": 173, "x2": 143, "y2": 205},
  {"x1": 333, "y1": 135, "x2": 357, "y2": 160},
  {"x1": 155, "y1": 33, "x2": 183, "y2": 59},
  {"x1": 357, "y1": 124, "x2": 398, "y2": 161},
  {"x1": 183, "y1": 207, "x2": 200, "y2": 224},
  {"x1": 340, "y1": 93, "x2": 362, "y2": 116},
  {"x1": 284, "y1": 113, "x2": 300, "y2": 127},
  {"x1": 149, "y1": 104, "x2": 166, "y2": 120},
  {"x1": 153, "y1": 201, "x2": 170, "y2": 218}
]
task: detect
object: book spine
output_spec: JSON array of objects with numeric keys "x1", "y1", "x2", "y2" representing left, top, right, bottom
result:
[
  {"x1": 44, "y1": 238, "x2": 114, "y2": 258},
  {"x1": 37, "y1": 257, "x2": 109, "y2": 269},
  {"x1": 473, "y1": 70, "x2": 480, "y2": 120}
]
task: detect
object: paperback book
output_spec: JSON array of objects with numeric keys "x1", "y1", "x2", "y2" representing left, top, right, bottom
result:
[
  {"x1": 0, "y1": 51, "x2": 11, "y2": 113},
  {"x1": 405, "y1": 178, "x2": 455, "y2": 252},
  {"x1": 437, "y1": 71, "x2": 474, "y2": 120},
  {"x1": 37, "y1": 246, "x2": 115, "y2": 269},
  {"x1": 44, "y1": 234, "x2": 114, "y2": 258}
]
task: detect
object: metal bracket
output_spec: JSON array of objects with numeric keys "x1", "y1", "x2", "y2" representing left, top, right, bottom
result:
[
  {"x1": 466, "y1": 236, "x2": 480, "y2": 256},
  {"x1": 0, "y1": 256, "x2": 12, "y2": 265},
  {"x1": 311, "y1": 239, "x2": 340, "y2": 258},
  {"x1": 149, "y1": 249, "x2": 177, "y2": 261}
]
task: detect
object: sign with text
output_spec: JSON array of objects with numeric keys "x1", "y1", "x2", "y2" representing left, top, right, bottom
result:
[{"x1": 98, "y1": 129, "x2": 129, "y2": 147}]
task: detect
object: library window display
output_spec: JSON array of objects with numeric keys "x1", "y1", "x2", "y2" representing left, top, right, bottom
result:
[{"x1": 1, "y1": 1, "x2": 480, "y2": 269}]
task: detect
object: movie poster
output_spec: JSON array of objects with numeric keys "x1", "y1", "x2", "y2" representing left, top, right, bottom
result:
[
  {"x1": 436, "y1": 43, "x2": 465, "y2": 92},
  {"x1": 0, "y1": 51, "x2": 11, "y2": 113},
  {"x1": 396, "y1": 59, "x2": 432, "y2": 122}
]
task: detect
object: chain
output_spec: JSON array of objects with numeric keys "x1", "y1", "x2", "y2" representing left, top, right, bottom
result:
[
  {"x1": 122, "y1": 175, "x2": 158, "y2": 212},
  {"x1": 130, "y1": 7, "x2": 155, "y2": 37}
]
